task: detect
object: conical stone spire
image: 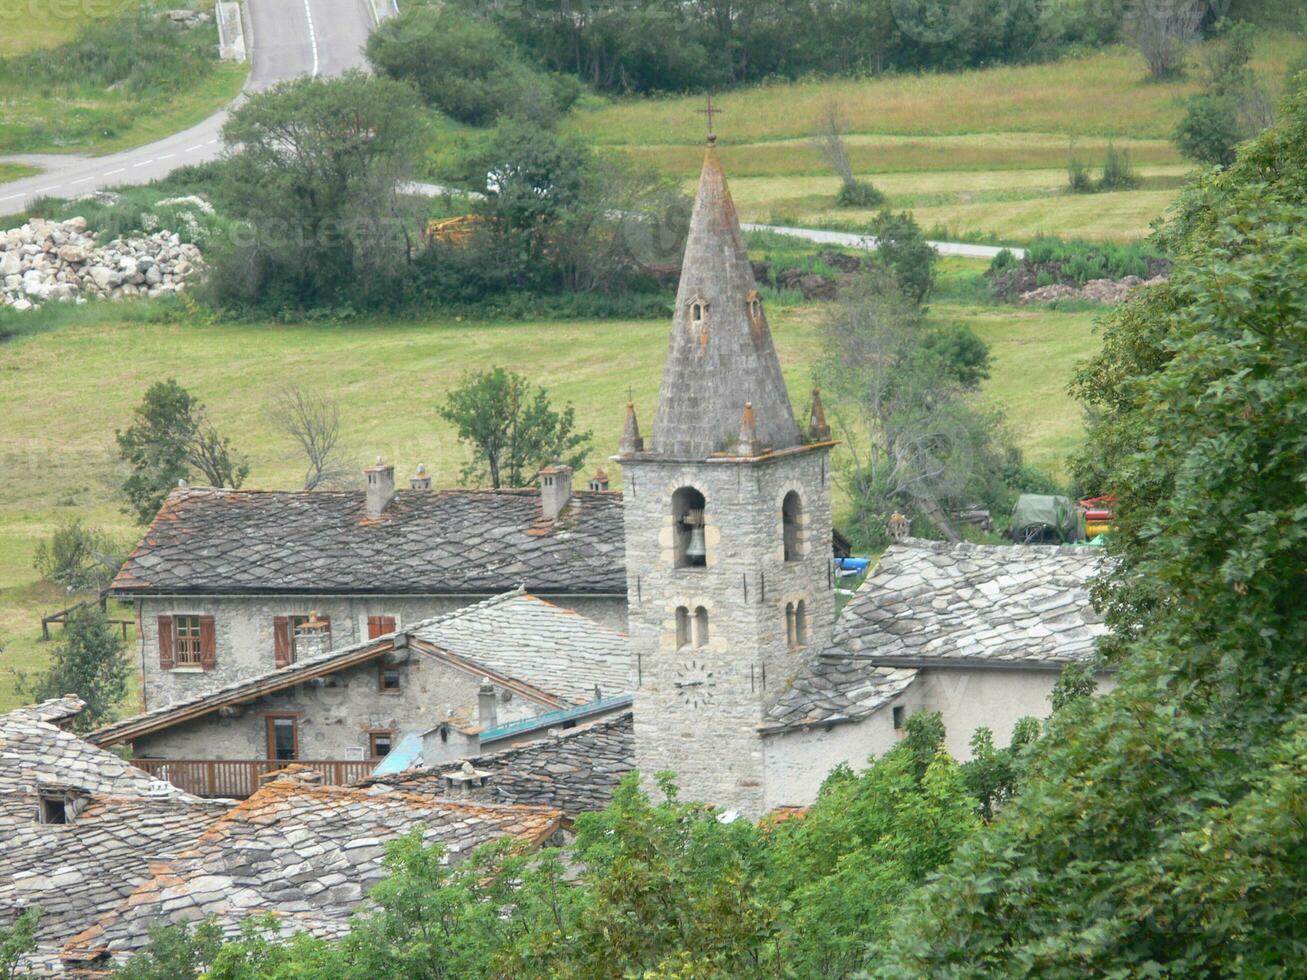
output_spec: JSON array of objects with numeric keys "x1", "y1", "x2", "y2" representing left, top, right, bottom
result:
[
  {"x1": 650, "y1": 141, "x2": 801, "y2": 457},
  {"x1": 618, "y1": 401, "x2": 644, "y2": 455}
]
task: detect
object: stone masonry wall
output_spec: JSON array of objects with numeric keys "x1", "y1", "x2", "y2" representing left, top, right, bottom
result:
[
  {"x1": 134, "y1": 593, "x2": 626, "y2": 710},
  {"x1": 620, "y1": 447, "x2": 834, "y2": 818},
  {"x1": 130, "y1": 652, "x2": 550, "y2": 761}
]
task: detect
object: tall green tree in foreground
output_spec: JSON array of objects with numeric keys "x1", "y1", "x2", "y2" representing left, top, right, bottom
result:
[
  {"x1": 117, "y1": 380, "x2": 247, "y2": 523},
  {"x1": 878, "y1": 81, "x2": 1307, "y2": 977},
  {"x1": 19, "y1": 607, "x2": 129, "y2": 732},
  {"x1": 438, "y1": 367, "x2": 591, "y2": 489}
]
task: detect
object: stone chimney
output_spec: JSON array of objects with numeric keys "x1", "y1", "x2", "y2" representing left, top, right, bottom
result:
[
  {"x1": 588, "y1": 468, "x2": 610, "y2": 492},
  {"x1": 365, "y1": 456, "x2": 395, "y2": 518},
  {"x1": 477, "y1": 678, "x2": 498, "y2": 731},
  {"x1": 410, "y1": 463, "x2": 431, "y2": 491},
  {"x1": 539, "y1": 461, "x2": 573, "y2": 520},
  {"x1": 294, "y1": 611, "x2": 332, "y2": 661}
]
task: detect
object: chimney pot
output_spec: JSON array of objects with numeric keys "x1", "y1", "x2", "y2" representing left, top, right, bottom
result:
[
  {"x1": 364, "y1": 457, "x2": 396, "y2": 518},
  {"x1": 539, "y1": 461, "x2": 573, "y2": 520},
  {"x1": 478, "y1": 679, "x2": 498, "y2": 731},
  {"x1": 587, "y1": 467, "x2": 610, "y2": 492},
  {"x1": 410, "y1": 463, "x2": 432, "y2": 491}
]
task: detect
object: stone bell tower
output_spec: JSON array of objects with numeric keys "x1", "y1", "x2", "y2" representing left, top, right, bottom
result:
[{"x1": 614, "y1": 133, "x2": 836, "y2": 817}]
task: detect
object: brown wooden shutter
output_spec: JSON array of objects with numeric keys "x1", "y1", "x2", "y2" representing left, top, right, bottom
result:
[
  {"x1": 199, "y1": 616, "x2": 217, "y2": 671},
  {"x1": 157, "y1": 615, "x2": 174, "y2": 670},
  {"x1": 273, "y1": 616, "x2": 290, "y2": 667},
  {"x1": 367, "y1": 615, "x2": 396, "y2": 639}
]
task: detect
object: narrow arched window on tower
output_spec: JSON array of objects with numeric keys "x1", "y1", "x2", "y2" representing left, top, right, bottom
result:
[
  {"x1": 672, "y1": 487, "x2": 708, "y2": 568},
  {"x1": 694, "y1": 607, "x2": 709, "y2": 647},
  {"x1": 675, "y1": 607, "x2": 691, "y2": 649},
  {"x1": 795, "y1": 599, "x2": 808, "y2": 646},
  {"x1": 782, "y1": 491, "x2": 803, "y2": 561},
  {"x1": 785, "y1": 602, "x2": 797, "y2": 650}
]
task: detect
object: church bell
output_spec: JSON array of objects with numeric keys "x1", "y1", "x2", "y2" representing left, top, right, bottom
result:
[{"x1": 686, "y1": 525, "x2": 707, "y2": 559}]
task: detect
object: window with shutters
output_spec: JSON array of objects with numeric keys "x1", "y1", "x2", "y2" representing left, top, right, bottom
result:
[
  {"x1": 174, "y1": 616, "x2": 203, "y2": 666},
  {"x1": 367, "y1": 615, "x2": 398, "y2": 639}
]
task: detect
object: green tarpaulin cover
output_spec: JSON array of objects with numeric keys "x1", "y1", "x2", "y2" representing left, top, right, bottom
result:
[{"x1": 1008, "y1": 494, "x2": 1086, "y2": 543}]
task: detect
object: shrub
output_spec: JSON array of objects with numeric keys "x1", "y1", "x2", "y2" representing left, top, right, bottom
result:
[
  {"x1": 33, "y1": 519, "x2": 125, "y2": 593},
  {"x1": 1066, "y1": 145, "x2": 1094, "y2": 193},
  {"x1": 1098, "y1": 141, "x2": 1140, "y2": 190},
  {"x1": 364, "y1": 9, "x2": 572, "y2": 126},
  {"x1": 836, "y1": 179, "x2": 886, "y2": 208},
  {"x1": 866, "y1": 209, "x2": 937, "y2": 304}
]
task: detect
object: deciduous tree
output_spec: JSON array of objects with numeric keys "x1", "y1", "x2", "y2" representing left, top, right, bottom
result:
[{"x1": 19, "y1": 607, "x2": 129, "y2": 732}]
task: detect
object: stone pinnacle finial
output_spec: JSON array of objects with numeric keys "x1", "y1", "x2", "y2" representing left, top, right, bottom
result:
[
  {"x1": 807, "y1": 388, "x2": 832, "y2": 442},
  {"x1": 618, "y1": 401, "x2": 644, "y2": 455},
  {"x1": 737, "y1": 402, "x2": 761, "y2": 456}
]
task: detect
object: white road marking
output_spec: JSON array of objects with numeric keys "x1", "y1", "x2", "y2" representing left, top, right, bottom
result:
[
  {"x1": 131, "y1": 160, "x2": 153, "y2": 168},
  {"x1": 156, "y1": 153, "x2": 175, "y2": 161},
  {"x1": 103, "y1": 168, "x2": 125, "y2": 176},
  {"x1": 35, "y1": 186, "x2": 59, "y2": 193},
  {"x1": 207, "y1": 138, "x2": 218, "y2": 145},
  {"x1": 303, "y1": 0, "x2": 320, "y2": 77},
  {"x1": 70, "y1": 176, "x2": 95, "y2": 185},
  {"x1": 185, "y1": 144, "x2": 204, "y2": 152},
  {"x1": 0, "y1": 194, "x2": 21, "y2": 202}
]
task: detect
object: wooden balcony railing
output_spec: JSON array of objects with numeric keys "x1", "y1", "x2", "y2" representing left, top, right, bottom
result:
[{"x1": 131, "y1": 758, "x2": 379, "y2": 799}]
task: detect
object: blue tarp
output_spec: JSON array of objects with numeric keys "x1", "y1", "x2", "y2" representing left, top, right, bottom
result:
[{"x1": 370, "y1": 731, "x2": 423, "y2": 777}]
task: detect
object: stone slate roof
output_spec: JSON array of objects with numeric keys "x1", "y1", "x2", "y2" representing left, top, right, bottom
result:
[
  {"x1": 0, "y1": 698, "x2": 187, "y2": 803},
  {"x1": 363, "y1": 711, "x2": 634, "y2": 817},
  {"x1": 835, "y1": 540, "x2": 1107, "y2": 666},
  {"x1": 646, "y1": 142, "x2": 802, "y2": 456},
  {"x1": 762, "y1": 662, "x2": 919, "y2": 732},
  {"x1": 89, "y1": 591, "x2": 632, "y2": 747},
  {"x1": 0, "y1": 700, "x2": 220, "y2": 968},
  {"x1": 761, "y1": 541, "x2": 1107, "y2": 731},
  {"x1": 1, "y1": 795, "x2": 228, "y2": 957},
  {"x1": 110, "y1": 486, "x2": 625, "y2": 596},
  {"x1": 413, "y1": 593, "x2": 631, "y2": 704},
  {"x1": 61, "y1": 770, "x2": 562, "y2": 969}
]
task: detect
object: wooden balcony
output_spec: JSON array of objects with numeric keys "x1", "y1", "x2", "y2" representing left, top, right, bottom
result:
[{"x1": 131, "y1": 758, "x2": 379, "y2": 799}]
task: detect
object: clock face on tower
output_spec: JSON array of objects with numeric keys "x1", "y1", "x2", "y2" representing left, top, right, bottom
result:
[{"x1": 672, "y1": 659, "x2": 715, "y2": 710}]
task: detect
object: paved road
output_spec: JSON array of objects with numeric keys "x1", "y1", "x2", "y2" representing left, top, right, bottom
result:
[
  {"x1": 742, "y1": 223, "x2": 1025, "y2": 260},
  {"x1": 0, "y1": 0, "x2": 377, "y2": 216}
]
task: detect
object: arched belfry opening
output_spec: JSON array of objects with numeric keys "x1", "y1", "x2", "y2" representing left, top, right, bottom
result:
[
  {"x1": 672, "y1": 487, "x2": 707, "y2": 568},
  {"x1": 782, "y1": 490, "x2": 804, "y2": 561}
]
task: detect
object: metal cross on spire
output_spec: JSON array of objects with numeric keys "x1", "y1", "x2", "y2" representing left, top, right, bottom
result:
[{"x1": 696, "y1": 93, "x2": 723, "y2": 143}]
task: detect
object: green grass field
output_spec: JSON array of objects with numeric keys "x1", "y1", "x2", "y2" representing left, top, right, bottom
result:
[
  {"x1": 575, "y1": 37, "x2": 1304, "y2": 242},
  {"x1": 0, "y1": 0, "x2": 137, "y2": 57},
  {"x1": 0, "y1": 0, "x2": 248, "y2": 156},
  {"x1": 0, "y1": 259, "x2": 1101, "y2": 710}
]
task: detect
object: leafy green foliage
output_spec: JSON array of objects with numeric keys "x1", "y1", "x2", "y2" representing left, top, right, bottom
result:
[
  {"x1": 836, "y1": 178, "x2": 886, "y2": 208},
  {"x1": 32, "y1": 518, "x2": 125, "y2": 593},
  {"x1": 866, "y1": 209, "x2": 937, "y2": 305},
  {"x1": 18, "y1": 607, "x2": 128, "y2": 732},
  {"x1": 1173, "y1": 21, "x2": 1275, "y2": 167},
  {"x1": 438, "y1": 367, "x2": 591, "y2": 489},
  {"x1": 882, "y1": 80, "x2": 1307, "y2": 977},
  {"x1": 365, "y1": 9, "x2": 577, "y2": 127},
  {"x1": 0, "y1": 907, "x2": 39, "y2": 980},
  {"x1": 116, "y1": 380, "x2": 247, "y2": 523},
  {"x1": 816, "y1": 270, "x2": 1026, "y2": 544},
  {"x1": 206, "y1": 72, "x2": 425, "y2": 311},
  {"x1": 112, "y1": 918, "x2": 225, "y2": 979}
]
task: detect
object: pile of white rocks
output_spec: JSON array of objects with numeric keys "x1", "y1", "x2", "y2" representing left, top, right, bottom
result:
[
  {"x1": 1019, "y1": 274, "x2": 1167, "y2": 306},
  {"x1": 0, "y1": 217, "x2": 203, "y2": 312}
]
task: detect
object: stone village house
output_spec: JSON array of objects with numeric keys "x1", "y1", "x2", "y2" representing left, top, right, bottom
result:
[
  {"x1": 109, "y1": 463, "x2": 627, "y2": 712},
  {"x1": 86, "y1": 590, "x2": 632, "y2": 798}
]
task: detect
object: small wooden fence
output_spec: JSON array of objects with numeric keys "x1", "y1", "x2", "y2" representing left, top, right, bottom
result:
[
  {"x1": 131, "y1": 758, "x2": 378, "y2": 799},
  {"x1": 41, "y1": 593, "x2": 133, "y2": 641}
]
